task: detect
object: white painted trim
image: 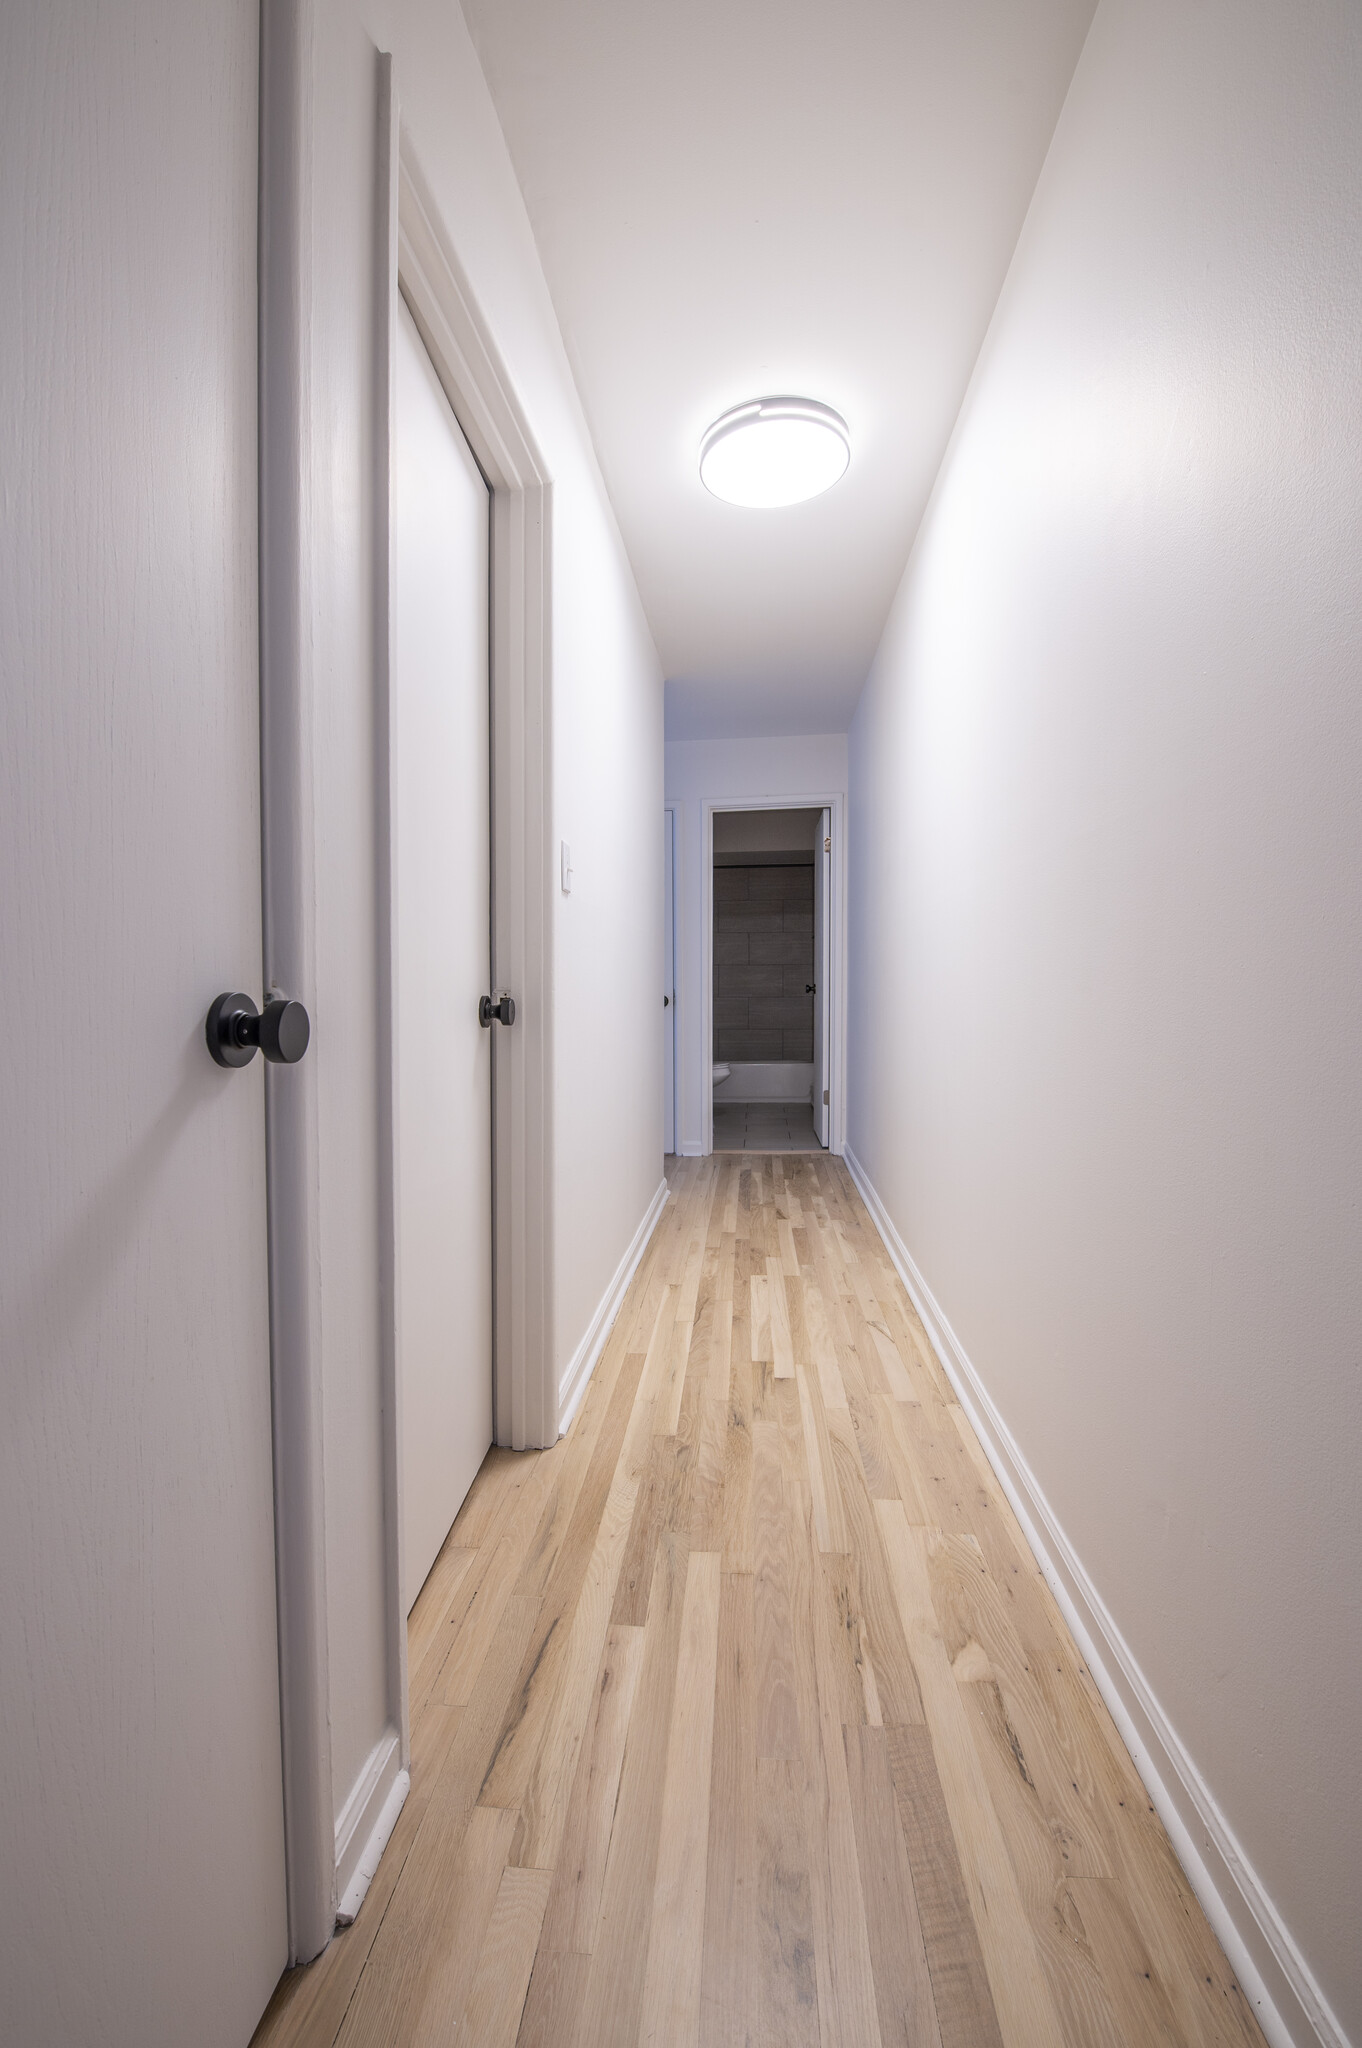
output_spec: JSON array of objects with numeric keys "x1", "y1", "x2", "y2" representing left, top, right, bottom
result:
[
  {"x1": 333, "y1": 1727, "x2": 408, "y2": 1929},
  {"x1": 393, "y1": 135, "x2": 554, "y2": 1453},
  {"x1": 372, "y1": 45, "x2": 411, "y2": 1798},
  {"x1": 701, "y1": 794, "x2": 847, "y2": 1160},
  {"x1": 663, "y1": 801, "x2": 678, "y2": 1157},
  {"x1": 258, "y1": 0, "x2": 334, "y2": 1965},
  {"x1": 842, "y1": 1145, "x2": 1347, "y2": 2048},
  {"x1": 558, "y1": 1178, "x2": 670, "y2": 1434}
]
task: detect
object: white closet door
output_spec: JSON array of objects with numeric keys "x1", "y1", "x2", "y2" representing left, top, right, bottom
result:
[
  {"x1": 814, "y1": 807, "x2": 831, "y2": 1147},
  {"x1": 394, "y1": 298, "x2": 494, "y2": 1613}
]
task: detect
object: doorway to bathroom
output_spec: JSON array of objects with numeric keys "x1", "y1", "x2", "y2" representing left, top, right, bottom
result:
[{"x1": 708, "y1": 805, "x2": 833, "y2": 1153}]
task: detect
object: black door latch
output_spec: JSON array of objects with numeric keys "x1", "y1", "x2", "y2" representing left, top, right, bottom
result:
[{"x1": 207, "y1": 991, "x2": 311, "y2": 1068}]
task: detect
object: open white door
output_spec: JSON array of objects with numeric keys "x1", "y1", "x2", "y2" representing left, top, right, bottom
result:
[
  {"x1": 813, "y1": 807, "x2": 832, "y2": 1147},
  {"x1": 393, "y1": 299, "x2": 495, "y2": 1614},
  {"x1": 664, "y1": 808, "x2": 677, "y2": 1154},
  {"x1": 1, "y1": 10, "x2": 287, "y2": 2039}
]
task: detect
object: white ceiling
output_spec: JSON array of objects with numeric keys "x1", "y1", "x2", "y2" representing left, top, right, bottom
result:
[{"x1": 462, "y1": 0, "x2": 1096, "y2": 739}]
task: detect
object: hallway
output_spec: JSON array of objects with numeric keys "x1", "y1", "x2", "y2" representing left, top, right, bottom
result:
[{"x1": 254, "y1": 1155, "x2": 1262, "y2": 2048}]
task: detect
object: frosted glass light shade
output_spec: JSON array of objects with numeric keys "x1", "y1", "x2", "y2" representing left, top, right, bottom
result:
[{"x1": 699, "y1": 397, "x2": 850, "y2": 508}]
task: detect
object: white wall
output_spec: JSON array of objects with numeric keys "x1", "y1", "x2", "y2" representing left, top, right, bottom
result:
[
  {"x1": 846, "y1": 2, "x2": 1362, "y2": 2041},
  {"x1": 307, "y1": 0, "x2": 662, "y2": 1887},
  {"x1": 666, "y1": 735, "x2": 846, "y2": 1154}
]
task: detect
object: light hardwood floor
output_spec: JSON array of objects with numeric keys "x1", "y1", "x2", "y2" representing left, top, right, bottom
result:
[{"x1": 254, "y1": 1154, "x2": 1266, "y2": 2048}]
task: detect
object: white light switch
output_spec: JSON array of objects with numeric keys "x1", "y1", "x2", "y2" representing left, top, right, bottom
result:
[{"x1": 561, "y1": 840, "x2": 573, "y2": 894}]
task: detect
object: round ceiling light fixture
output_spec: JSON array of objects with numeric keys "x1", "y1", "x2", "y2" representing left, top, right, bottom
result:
[{"x1": 699, "y1": 396, "x2": 850, "y2": 509}]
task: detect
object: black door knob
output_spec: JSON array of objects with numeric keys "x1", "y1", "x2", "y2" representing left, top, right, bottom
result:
[
  {"x1": 207, "y1": 992, "x2": 311, "y2": 1068},
  {"x1": 805, "y1": 983, "x2": 816, "y2": 994},
  {"x1": 479, "y1": 993, "x2": 516, "y2": 1028}
]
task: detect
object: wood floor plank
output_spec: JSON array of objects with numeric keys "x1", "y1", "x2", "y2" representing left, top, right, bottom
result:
[
  {"x1": 710, "y1": 1228, "x2": 737, "y2": 1386},
  {"x1": 750, "y1": 1272, "x2": 772, "y2": 1363},
  {"x1": 688, "y1": 1385, "x2": 728, "y2": 1553},
  {"x1": 923, "y1": 1527, "x2": 1115, "y2": 1880},
  {"x1": 795, "y1": 1353, "x2": 849, "y2": 1553},
  {"x1": 514, "y1": 1344, "x2": 628, "y2": 1601},
  {"x1": 816, "y1": 1552, "x2": 880, "y2": 1729},
  {"x1": 572, "y1": 1529, "x2": 691, "y2": 2046},
  {"x1": 657, "y1": 1302, "x2": 694, "y2": 1438},
  {"x1": 612, "y1": 1431, "x2": 675, "y2": 1628},
  {"x1": 452, "y1": 1444, "x2": 544, "y2": 1551},
  {"x1": 537, "y1": 1621, "x2": 646, "y2": 1955},
  {"x1": 508, "y1": 1372, "x2": 660, "y2": 1871},
  {"x1": 406, "y1": 1804, "x2": 519, "y2": 2048},
  {"x1": 407, "y1": 1541, "x2": 476, "y2": 1694},
  {"x1": 843, "y1": 1721, "x2": 944, "y2": 2048},
  {"x1": 440, "y1": 1533, "x2": 524, "y2": 1707},
  {"x1": 807, "y1": 1558, "x2": 885, "y2": 2048},
  {"x1": 432, "y1": 1453, "x2": 561, "y2": 1709},
  {"x1": 1065, "y1": 1876, "x2": 1189, "y2": 2048},
  {"x1": 753, "y1": 1417, "x2": 801, "y2": 1759},
  {"x1": 832, "y1": 1445, "x2": 927, "y2": 1730},
  {"x1": 639, "y1": 1550, "x2": 722, "y2": 2045},
  {"x1": 860, "y1": 1307, "x2": 918, "y2": 1406},
  {"x1": 701, "y1": 1572, "x2": 757, "y2": 2048},
  {"x1": 782, "y1": 1468, "x2": 850, "y2": 2046},
  {"x1": 756, "y1": 1757, "x2": 821, "y2": 2046},
  {"x1": 718, "y1": 1342, "x2": 755, "y2": 1573},
  {"x1": 516, "y1": 1949, "x2": 590, "y2": 2048},
  {"x1": 845, "y1": 1372, "x2": 903, "y2": 1500},
  {"x1": 479, "y1": 1345, "x2": 647, "y2": 1815},
  {"x1": 960, "y1": 1670, "x2": 1129, "y2": 2048},
  {"x1": 804, "y1": 1274, "x2": 850, "y2": 1411},
  {"x1": 886, "y1": 1723, "x2": 1006, "y2": 2048},
  {"x1": 872, "y1": 1391, "x2": 935, "y2": 1525},
  {"x1": 768, "y1": 1257, "x2": 796, "y2": 1378},
  {"x1": 457, "y1": 1864, "x2": 553, "y2": 2047}
]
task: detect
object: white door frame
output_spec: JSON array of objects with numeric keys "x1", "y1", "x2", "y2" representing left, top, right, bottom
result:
[
  {"x1": 813, "y1": 805, "x2": 832, "y2": 1148},
  {"x1": 664, "y1": 802, "x2": 678, "y2": 1154},
  {"x1": 259, "y1": 0, "x2": 333, "y2": 1964},
  {"x1": 259, "y1": 39, "x2": 556, "y2": 1956},
  {"x1": 701, "y1": 794, "x2": 847, "y2": 1158}
]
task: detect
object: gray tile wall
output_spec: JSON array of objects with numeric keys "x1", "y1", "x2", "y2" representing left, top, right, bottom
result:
[{"x1": 713, "y1": 863, "x2": 814, "y2": 1061}]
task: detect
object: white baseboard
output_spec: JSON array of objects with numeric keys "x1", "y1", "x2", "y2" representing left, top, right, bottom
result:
[
  {"x1": 842, "y1": 1144, "x2": 1346, "y2": 2048},
  {"x1": 333, "y1": 1726, "x2": 407, "y2": 1929},
  {"x1": 558, "y1": 1177, "x2": 670, "y2": 1434},
  {"x1": 675, "y1": 1139, "x2": 705, "y2": 1157}
]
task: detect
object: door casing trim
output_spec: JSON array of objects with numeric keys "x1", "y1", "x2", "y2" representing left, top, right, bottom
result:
[
  {"x1": 259, "y1": 0, "x2": 334, "y2": 1967},
  {"x1": 701, "y1": 794, "x2": 847, "y2": 1159}
]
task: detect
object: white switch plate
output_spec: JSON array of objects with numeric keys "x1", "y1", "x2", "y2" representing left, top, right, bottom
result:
[{"x1": 561, "y1": 840, "x2": 572, "y2": 894}]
